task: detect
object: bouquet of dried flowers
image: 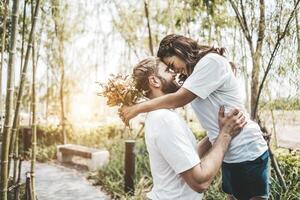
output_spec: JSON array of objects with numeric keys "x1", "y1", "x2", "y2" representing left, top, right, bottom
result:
[{"x1": 99, "y1": 74, "x2": 143, "y2": 107}]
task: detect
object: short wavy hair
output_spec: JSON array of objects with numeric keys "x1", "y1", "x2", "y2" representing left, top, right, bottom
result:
[{"x1": 133, "y1": 57, "x2": 161, "y2": 97}]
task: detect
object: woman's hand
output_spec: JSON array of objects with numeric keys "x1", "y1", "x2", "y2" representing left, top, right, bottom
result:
[
  {"x1": 119, "y1": 104, "x2": 139, "y2": 125},
  {"x1": 218, "y1": 106, "x2": 247, "y2": 138}
]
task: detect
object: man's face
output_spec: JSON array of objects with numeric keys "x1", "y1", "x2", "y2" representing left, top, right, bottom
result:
[{"x1": 157, "y1": 62, "x2": 180, "y2": 94}]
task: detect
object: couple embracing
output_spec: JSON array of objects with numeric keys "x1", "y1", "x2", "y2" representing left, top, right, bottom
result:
[{"x1": 119, "y1": 34, "x2": 269, "y2": 200}]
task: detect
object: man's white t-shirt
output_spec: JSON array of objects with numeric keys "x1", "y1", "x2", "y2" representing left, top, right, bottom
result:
[
  {"x1": 145, "y1": 109, "x2": 203, "y2": 200},
  {"x1": 182, "y1": 53, "x2": 268, "y2": 163}
]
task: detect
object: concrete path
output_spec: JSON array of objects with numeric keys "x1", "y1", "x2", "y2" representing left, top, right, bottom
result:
[
  {"x1": 276, "y1": 125, "x2": 300, "y2": 150},
  {"x1": 20, "y1": 161, "x2": 110, "y2": 200}
]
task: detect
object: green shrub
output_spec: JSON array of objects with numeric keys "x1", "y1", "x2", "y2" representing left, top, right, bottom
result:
[
  {"x1": 35, "y1": 145, "x2": 57, "y2": 162},
  {"x1": 35, "y1": 124, "x2": 300, "y2": 200},
  {"x1": 269, "y1": 149, "x2": 300, "y2": 200}
]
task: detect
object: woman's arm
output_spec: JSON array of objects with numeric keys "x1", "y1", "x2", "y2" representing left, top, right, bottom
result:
[{"x1": 120, "y1": 87, "x2": 197, "y2": 123}]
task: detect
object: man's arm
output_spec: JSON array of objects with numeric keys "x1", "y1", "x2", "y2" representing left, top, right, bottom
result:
[
  {"x1": 197, "y1": 136, "x2": 212, "y2": 158},
  {"x1": 180, "y1": 107, "x2": 246, "y2": 193}
]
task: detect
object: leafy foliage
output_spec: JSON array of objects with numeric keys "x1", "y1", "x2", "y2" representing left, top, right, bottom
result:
[
  {"x1": 261, "y1": 97, "x2": 300, "y2": 110},
  {"x1": 34, "y1": 124, "x2": 300, "y2": 199}
]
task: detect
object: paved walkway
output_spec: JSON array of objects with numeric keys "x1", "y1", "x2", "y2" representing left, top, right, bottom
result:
[
  {"x1": 277, "y1": 125, "x2": 300, "y2": 150},
  {"x1": 21, "y1": 161, "x2": 110, "y2": 200}
]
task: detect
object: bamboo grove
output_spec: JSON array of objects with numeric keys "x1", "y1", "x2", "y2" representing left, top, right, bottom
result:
[{"x1": 0, "y1": 0, "x2": 40, "y2": 199}]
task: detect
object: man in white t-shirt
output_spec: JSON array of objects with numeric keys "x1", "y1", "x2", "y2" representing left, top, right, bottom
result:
[{"x1": 131, "y1": 57, "x2": 246, "y2": 200}]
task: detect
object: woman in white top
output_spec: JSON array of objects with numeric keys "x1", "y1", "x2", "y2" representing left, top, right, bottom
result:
[{"x1": 120, "y1": 34, "x2": 269, "y2": 200}]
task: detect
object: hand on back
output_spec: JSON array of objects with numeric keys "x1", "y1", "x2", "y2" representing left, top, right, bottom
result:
[{"x1": 218, "y1": 106, "x2": 247, "y2": 138}]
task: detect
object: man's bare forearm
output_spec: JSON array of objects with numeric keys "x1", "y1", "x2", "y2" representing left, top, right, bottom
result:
[
  {"x1": 197, "y1": 136, "x2": 212, "y2": 158},
  {"x1": 196, "y1": 133, "x2": 232, "y2": 183}
]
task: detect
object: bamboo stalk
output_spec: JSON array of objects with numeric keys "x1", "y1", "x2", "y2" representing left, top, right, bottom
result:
[
  {"x1": 295, "y1": 0, "x2": 300, "y2": 65},
  {"x1": 1, "y1": 0, "x2": 20, "y2": 199},
  {"x1": 20, "y1": 0, "x2": 28, "y2": 73},
  {"x1": 0, "y1": 0, "x2": 9, "y2": 137},
  {"x1": 52, "y1": 0, "x2": 67, "y2": 143},
  {"x1": 12, "y1": 118, "x2": 19, "y2": 184},
  {"x1": 60, "y1": 51, "x2": 66, "y2": 144},
  {"x1": 14, "y1": 158, "x2": 22, "y2": 200},
  {"x1": 30, "y1": 35, "x2": 37, "y2": 200},
  {"x1": 8, "y1": 0, "x2": 27, "y2": 194},
  {"x1": 8, "y1": 0, "x2": 41, "y2": 178},
  {"x1": 143, "y1": 0, "x2": 154, "y2": 56},
  {"x1": 30, "y1": 1, "x2": 37, "y2": 198}
]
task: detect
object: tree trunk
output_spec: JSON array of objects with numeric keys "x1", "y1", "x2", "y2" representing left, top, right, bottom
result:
[
  {"x1": 144, "y1": 0, "x2": 154, "y2": 56},
  {"x1": 253, "y1": 0, "x2": 300, "y2": 118},
  {"x1": 1, "y1": 0, "x2": 20, "y2": 199},
  {"x1": 250, "y1": 0, "x2": 265, "y2": 120},
  {"x1": 228, "y1": 0, "x2": 265, "y2": 120},
  {"x1": 0, "y1": 0, "x2": 9, "y2": 139},
  {"x1": 240, "y1": 30, "x2": 250, "y2": 112},
  {"x1": 250, "y1": 54, "x2": 260, "y2": 120}
]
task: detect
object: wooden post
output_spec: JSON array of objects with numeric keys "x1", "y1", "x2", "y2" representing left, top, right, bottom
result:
[
  {"x1": 22, "y1": 127, "x2": 32, "y2": 153},
  {"x1": 0, "y1": 142, "x2": 2, "y2": 172},
  {"x1": 25, "y1": 172, "x2": 32, "y2": 200},
  {"x1": 124, "y1": 140, "x2": 135, "y2": 195}
]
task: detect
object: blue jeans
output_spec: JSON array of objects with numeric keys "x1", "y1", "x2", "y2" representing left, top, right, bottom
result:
[{"x1": 222, "y1": 151, "x2": 270, "y2": 200}]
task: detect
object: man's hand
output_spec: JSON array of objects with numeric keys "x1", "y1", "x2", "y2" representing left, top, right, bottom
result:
[
  {"x1": 119, "y1": 105, "x2": 139, "y2": 125},
  {"x1": 218, "y1": 106, "x2": 247, "y2": 138}
]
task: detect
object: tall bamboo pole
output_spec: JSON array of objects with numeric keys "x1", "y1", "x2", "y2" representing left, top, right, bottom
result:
[
  {"x1": 12, "y1": 119, "x2": 20, "y2": 200},
  {"x1": 20, "y1": 0, "x2": 28, "y2": 73},
  {"x1": 10, "y1": 0, "x2": 28, "y2": 187},
  {"x1": 51, "y1": 0, "x2": 67, "y2": 144},
  {"x1": 295, "y1": 0, "x2": 300, "y2": 65},
  {"x1": 8, "y1": 0, "x2": 41, "y2": 176},
  {"x1": 14, "y1": 156, "x2": 22, "y2": 200},
  {"x1": 30, "y1": 1, "x2": 38, "y2": 198},
  {"x1": 59, "y1": 49, "x2": 66, "y2": 144},
  {"x1": 144, "y1": 0, "x2": 154, "y2": 56},
  {"x1": 31, "y1": 22, "x2": 37, "y2": 200},
  {"x1": 0, "y1": 0, "x2": 9, "y2": 139},
  {"x1": 46, "y1": 65, "x2": 49, "y2": 121},
  {"x1": 8, "y1": 0, "x2": 28, "y2": 191},
  {"x1": 1, "y1": 0, "x2": 20, "y2": 199}
]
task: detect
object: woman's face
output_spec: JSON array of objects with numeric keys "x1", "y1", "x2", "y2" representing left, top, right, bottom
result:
[{"x1": 162, "y1": 56, "x2": 188, "y2": 76}]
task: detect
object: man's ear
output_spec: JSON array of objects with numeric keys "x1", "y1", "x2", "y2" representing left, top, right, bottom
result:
[{"x1": 148, "y1": 75, "x2": 160, "y2": 88}]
